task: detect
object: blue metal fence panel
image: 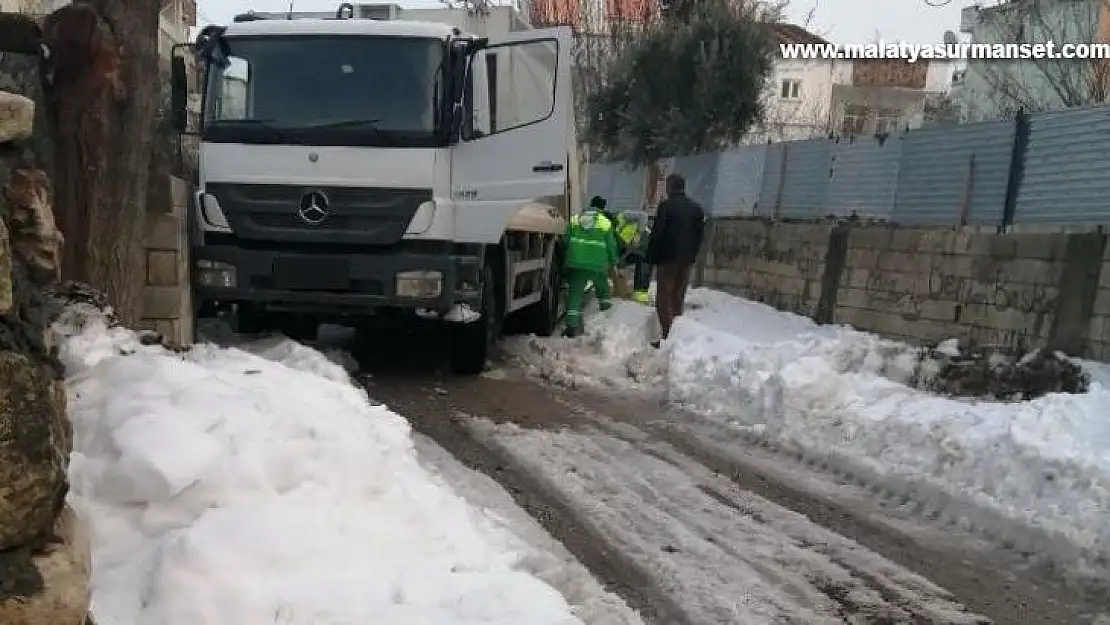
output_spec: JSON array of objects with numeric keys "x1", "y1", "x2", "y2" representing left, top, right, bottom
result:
[
  {"x1": 892, "y1": 120, "x2": 1015, "y2": 226},
  {"x1": 713, "y1": 145, "x2": 767, "y2": 216},
  {"x1": 586, "y1": 161, "x2": 646, "y2": 212},
  {"x1": 756, "y1": 143, "x2": 786, "y2": 217},
  {"x1": 778, "y1": 139, "x2": 833, "y2": 218},
  {"x1": 1016, "y1": 105, "x2": 1110, "y2": 224},
  {"x1": 671, "y1": 153, "x2": 720, "y2": 213},
  {"x1": 826, "y1": 136, "x2": 902, "y2": 219}
]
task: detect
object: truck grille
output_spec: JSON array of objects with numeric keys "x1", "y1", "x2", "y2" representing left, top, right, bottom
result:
[{"x1": 205, "y1": 183, "x2": 431, "y2": 246}]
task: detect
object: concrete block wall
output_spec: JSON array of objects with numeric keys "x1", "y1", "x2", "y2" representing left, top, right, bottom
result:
[
  {"x1": 833, "y1": 228, "x2": 1074, "y2": 350},
  {"x1": 140, "y1": 175, "x2": 192, "y2": 346},
  {"x1": 1088, "y1": 244, "x2": 1110, "y2": 359},
  {"x1": 700, "y1": 218, "x2": 1109, "y2": 358},
  {"x1": 700, "y1": 219, "x2": 833, "y2": 319}
]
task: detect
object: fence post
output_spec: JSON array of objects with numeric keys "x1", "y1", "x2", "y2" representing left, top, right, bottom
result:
[
  {"x1": 957, "y1": 153, "x2": 976, "y2": 227},
  {"x1": 1000, "y1": 109, "x2": 1030, "y2": 232},
  {"x1": 772, "y1": 142, "x2": 790, "y2": 218}
]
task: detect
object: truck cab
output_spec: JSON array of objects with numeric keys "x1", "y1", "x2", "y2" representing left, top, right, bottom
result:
[{"x1": 170, "y1": 4, "x2": 573, "y2": 373}]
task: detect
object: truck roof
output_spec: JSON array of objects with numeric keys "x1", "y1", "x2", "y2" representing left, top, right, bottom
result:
[{"x1": 223, "y1": 17, "x2": 458, "y2": 39}]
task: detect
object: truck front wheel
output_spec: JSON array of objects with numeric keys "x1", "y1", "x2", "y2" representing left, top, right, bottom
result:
[{"x1": 450, "y1": 264, "x2": 500, "y2": 375}]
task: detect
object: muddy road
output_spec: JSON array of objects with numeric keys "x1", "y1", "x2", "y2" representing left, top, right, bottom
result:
[{"x1": 345, "y1": 334, "x2": 1107, "y2": 625}]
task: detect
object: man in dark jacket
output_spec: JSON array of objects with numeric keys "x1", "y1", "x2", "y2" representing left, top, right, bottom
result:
[{"x1": 645, "y1": 174, "x2": 705, "y2": 346}]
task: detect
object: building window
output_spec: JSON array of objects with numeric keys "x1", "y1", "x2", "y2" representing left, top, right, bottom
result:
[
  {"x1": 840, "y1": 103, "x2": 867, "y2": 135},
  {"x1": 875, "y1": 107, "x2": 902, "y2": 134},
  {"x1": 780, "y1": 79, "x2": 801, "y2": 99}
]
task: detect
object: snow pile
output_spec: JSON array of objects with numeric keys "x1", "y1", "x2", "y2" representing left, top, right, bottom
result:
[
  {"x1": 54, "y1": 304, "x2": 589, "y2": 625},
  {"x1": 504, "y1": 289, "x2": 1110, "y2": 574},
  {"x1": 505, "y1": 301, "x2": 660, "y2": 390}
]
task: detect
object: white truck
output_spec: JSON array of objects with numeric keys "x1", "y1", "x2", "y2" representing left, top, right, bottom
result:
[{"x1": 169, "y1": 3, "x2": 575, "y2": 374}]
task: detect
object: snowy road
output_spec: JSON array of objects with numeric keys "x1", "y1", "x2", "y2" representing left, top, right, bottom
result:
[
  {"x1": 61, "y1": 294, "x2": 1109, "y2": 625},
  {"x1": 363, "y1": 362, "x2": 1107, "y2": 625}
]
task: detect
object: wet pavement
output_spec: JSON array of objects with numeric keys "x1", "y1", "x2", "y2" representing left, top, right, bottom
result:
[{"x1": 344, "y1": 330, "x2": 1107, "y2": 624}]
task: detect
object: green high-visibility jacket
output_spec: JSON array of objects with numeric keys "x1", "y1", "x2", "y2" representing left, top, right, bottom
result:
[
  {"x1": 615, "y1": 213, "x2": 640, "y2": 249},
  {"x1": 565, "y1": 210, "x2": 618, "y2": 273}
]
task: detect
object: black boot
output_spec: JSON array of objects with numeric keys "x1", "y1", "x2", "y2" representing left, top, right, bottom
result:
[{"x1": 563, "y1": 326, "x2": 581, "y2": 338}]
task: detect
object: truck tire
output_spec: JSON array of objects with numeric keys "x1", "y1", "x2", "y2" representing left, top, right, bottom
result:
[
  {"x1": 191, "y1": 297, "x2": 219, "y2": 344},
  {"x1": 450, "y1": 264, "x2": 499, "y2": 375},
  {"x1": 275, "y1": 314, "x2": 318, "y2": 343},
  {"x1": 518, "y1": 259, "x2": 562, "y2": 337}
]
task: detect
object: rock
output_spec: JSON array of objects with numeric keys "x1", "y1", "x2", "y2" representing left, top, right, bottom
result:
[
  {"x1": 0, "y1": 351, "x2": 68, "y2": 550},
  {"x1": 912, "y1": 344, "x2": 1089, "y2": 401},
  {"x1": 0, "y1": 220, "x2": 11, "y2": 315},
  {"x1": 0, "y1": 504, "x2": 91, "y2": 625},
  {"x1": 0, "y1": 91, "x2": 34, "y2": 145},
  {"x1": 6, "y1": 169, "x2": 62, "y2": 283}
]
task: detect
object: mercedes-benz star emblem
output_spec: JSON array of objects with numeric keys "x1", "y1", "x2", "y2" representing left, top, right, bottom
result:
[{"x1": 297, "y1": 190, "x2": 330, "y2": 225}]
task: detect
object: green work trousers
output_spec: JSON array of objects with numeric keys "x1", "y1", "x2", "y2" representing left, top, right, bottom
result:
[{"x1": 565, "y1": 269, "x2": 610, "y2": 330}]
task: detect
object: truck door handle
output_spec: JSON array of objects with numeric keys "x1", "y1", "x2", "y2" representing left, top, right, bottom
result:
[{"x1": 532, "y1": 162, "x2": 564, "y2": 173}]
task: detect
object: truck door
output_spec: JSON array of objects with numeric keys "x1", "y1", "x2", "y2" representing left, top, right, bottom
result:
[{"x1": 451, "y1": 27, "x2": 572, "y2": 244}]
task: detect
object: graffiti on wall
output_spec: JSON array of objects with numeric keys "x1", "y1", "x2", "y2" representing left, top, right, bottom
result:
[
  {"x1": 864, "y1": 272, "x2": 923, "y2": 318},
  {"x1": 712, "y1": 225, "x2": 824, "y2": 278},
  {"x1": 861, "y1": 260, "x2": 1058, "y2": 318},
  {"x1": 925, "y1": 267, "x2": 1057, "y2": 314}
]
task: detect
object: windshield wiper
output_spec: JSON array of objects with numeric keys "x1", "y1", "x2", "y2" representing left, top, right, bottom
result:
[
  {"x1": 302, "y1": 118, "x2": 383, "y2": 131},
  {"x1": 298, "y1": 118, "x2": 396, "y2": 146},
  {"x1": 208, "y1": 118, "x2": 293, "y2": 140}
]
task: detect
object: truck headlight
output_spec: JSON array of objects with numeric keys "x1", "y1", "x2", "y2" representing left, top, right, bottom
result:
[
  {"x1": 197, "y1": 192, "x2": 231, "y2": 231},
  {"x1": 196, "y1": 260, "x2": 236, "y2": 288},
  {"x1": 396, "y1": 270, "x2": 442, "y2": 298}
]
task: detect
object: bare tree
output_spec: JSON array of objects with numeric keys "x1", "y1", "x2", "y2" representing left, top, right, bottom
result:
[
  {"x1": 44, "y1": 0, "x2": 161, "y2": 325},
  {"x1": 754, "y1": 80, "x2": 834, "y2": 141},
  {"x1": 923, "y1": 91, "x2": 962, "y2": 124},
  {"x1": 969, "y1": 0, "x2": 1110, "y2": 117},
  {"x1": 524, "y1": 0, "x2": 657, "y2": 152}
]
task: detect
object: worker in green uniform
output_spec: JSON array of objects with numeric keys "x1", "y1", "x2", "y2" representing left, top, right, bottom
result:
[
  {"x1": 563, "y1": 200, "x2": 619, "y2": 338},
  {"x1": 614, "y1": 210, "x2": 652, "y2": 305},
  {"x1": 591, "y1": 196, "x2": 648, "y2": 304},
  {"x1": 591, "y1": 196, "x2": 632, "y2": 300}
]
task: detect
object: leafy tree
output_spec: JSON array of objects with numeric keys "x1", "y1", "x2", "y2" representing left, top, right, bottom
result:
[{"x1": 585, "y1": 0, "x2": 776, "y2": 166}]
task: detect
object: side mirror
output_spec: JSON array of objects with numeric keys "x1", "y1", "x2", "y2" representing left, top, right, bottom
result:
[{"x1": 170, "y1": 55, "x2": 189, "y2": 133}]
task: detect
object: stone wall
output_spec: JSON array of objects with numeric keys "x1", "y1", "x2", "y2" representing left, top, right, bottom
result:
[
  {"x1": 699, "y1": 217, "x2": 1110, "y2": 358},
  {"x1": 0, "y1": 82, "x2": 90, "y2": 625},
  {"x1": 1088, "y1": 246, "x2": 1110, "y2": 360},
  {"x1": 140, "y1": 175, "x2": 191, "y2": 346},
  {"x1": 699, "y1": 219, "x2": 838, "y2": 321}
]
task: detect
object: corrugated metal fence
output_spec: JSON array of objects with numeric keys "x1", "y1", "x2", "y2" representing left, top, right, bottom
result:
[{"x1": 585, "y1": 103, "x2": 1110, "y2": 227}]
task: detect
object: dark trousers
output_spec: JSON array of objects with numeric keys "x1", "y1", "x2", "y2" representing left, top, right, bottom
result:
[
  {"x1": 654, "y1": 261, "x2": 691, "y2": 339},
  {"x1": 631, "y1": 253, "x2": 652, "y2": 292}
]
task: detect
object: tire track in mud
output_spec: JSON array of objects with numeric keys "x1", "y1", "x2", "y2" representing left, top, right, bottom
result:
[
  {"x1": 361, "y1": 366, "x2": 1020, "y2": 624},
  {"x1": 345, "y1": 325, "x2": 1104, "y2": 624},
  {"x1": 538, "y1": 383, "x2": 1109, "y2": 625},
  {"x1": 361, "y1": 371, "x2": 696, "y2": 625}
]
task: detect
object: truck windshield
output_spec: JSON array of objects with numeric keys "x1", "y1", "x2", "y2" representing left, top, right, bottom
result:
[{"x1": 202, "y1": 35, "x2": 445, "y2": 147}]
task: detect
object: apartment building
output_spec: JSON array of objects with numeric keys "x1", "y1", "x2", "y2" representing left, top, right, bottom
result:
[{"x1": 957, "y1": 0, "x2": 1110, "y2": 120}]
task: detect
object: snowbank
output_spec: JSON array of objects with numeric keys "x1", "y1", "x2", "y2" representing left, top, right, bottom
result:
[
  {"x1": 504, "y1": 289, "x2": 1110, "y2": 574},
  {"x1": 54, "y1": 304, "x2": 589, "y2": 625}
]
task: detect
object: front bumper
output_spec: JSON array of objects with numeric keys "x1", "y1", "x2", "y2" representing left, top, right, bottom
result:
[{"x1": 192, "y1": 244, "x2": 482, "y2": 314}]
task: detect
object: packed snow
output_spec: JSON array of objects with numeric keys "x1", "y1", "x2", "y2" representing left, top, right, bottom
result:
[
  {"x1": 503, "y1": 288, "x2": 1110, "y2": 575},
  {"x1": 53, "y1": 303, "x2": 634, "y2": 625},
  {"x1": 468, "y1": 418, "x2": 987, "y2": 624}
]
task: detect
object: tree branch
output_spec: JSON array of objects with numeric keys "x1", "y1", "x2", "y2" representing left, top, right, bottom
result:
[{"x1": 0, "y1": 12, "x2": 43, "y2": 55}]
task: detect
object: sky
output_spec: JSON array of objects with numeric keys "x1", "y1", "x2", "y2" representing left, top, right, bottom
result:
[{"x1": 197, "y1": 0, "x2": 978, "y2": 45}]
